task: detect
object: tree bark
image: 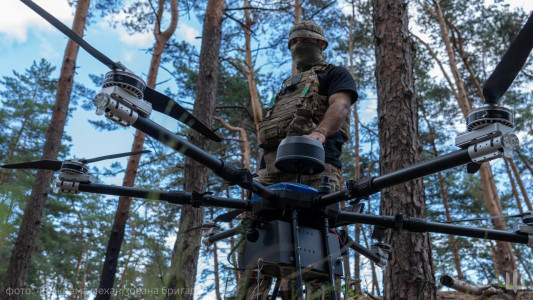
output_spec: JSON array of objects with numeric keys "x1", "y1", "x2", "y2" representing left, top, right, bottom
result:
[
  {"x1": 372, "y1": 0, "x2": 436, "y2": 298},
  {"x1": 96, "y1": 1, "x2": 178, "y2": 298},
  {"x1": 0, "y1": 1, "x2": 91, "y2": 298},
  {"x1": 165, "y1": 1, "x2": 225, "y2": 298}
]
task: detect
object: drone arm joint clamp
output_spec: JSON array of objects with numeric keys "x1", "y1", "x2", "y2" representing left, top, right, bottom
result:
[{"x1": 214, "y1": 160, "x2": 277, "y2": 202}]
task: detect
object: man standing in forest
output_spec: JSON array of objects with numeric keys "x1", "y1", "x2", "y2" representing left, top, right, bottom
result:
[
  {"x1": 244, "y1": 20, "x2": 358, "y2": 298},
  {"x1": 257, "y1": 20, "x2": 357, "y2": 192}
]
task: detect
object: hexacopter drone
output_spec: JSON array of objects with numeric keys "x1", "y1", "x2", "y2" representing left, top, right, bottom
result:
[{"x1": 4, "y1": 1, "x2": 533, "y2": 299}]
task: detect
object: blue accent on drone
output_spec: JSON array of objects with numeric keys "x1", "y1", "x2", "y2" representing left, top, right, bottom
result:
[{"x1": 253, "y1": 182, "x2": 317, "y2": 202}]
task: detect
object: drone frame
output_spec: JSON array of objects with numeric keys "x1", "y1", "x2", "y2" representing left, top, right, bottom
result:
[{"x1": 11, "y1": 1, "x2": 533, "y2": 299}]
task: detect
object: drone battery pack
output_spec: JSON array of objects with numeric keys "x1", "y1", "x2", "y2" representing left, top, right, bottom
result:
[{"x1": 239, "y1": 220, "x2": 344, "y2": 281}]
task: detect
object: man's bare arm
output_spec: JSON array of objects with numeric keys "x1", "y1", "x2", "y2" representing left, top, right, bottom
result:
[{"x1": 304, "y1": 91, "x2": 352, "y2": 143}]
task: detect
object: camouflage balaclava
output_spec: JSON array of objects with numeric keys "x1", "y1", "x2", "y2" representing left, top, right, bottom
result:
[{"x1": 288, "y1": 21, "x2": 328, "y2": 72}]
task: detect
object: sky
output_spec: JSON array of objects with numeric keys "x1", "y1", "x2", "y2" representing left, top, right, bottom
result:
[{"x1": 1, "y1": 0, "x2": 532, "y2": 297}]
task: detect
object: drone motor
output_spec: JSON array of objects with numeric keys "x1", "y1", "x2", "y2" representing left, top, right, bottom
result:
[
  {"x1": 466, "y1": 105, "x2": 514, "y2": 131},
  {"x1": 455, "y1": 105, "x2": 519, "y2": 163},
  {"x1": 59, "y1": 160, "x2": 88, "y2": 175},
  {"x1": 93, "y1": 69, "x2": 152, "y2": 126}
]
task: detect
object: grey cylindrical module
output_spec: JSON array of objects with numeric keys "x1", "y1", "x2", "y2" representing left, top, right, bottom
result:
[{"x1": 275, "y1": 136, "x2": 325, "y2": 174}]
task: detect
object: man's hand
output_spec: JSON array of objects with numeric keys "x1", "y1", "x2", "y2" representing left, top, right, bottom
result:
[
  {"x1": 305, "y1": 130, "x2": 327, "y2": 144},
  {"x1": 304, "y1": 91, "x2": 352, "y2": 143}
]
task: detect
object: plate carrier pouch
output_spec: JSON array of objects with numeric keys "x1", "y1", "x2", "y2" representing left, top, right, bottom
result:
[{"x1": 259, "y1": 64, "x2": 350, "y2": 174}]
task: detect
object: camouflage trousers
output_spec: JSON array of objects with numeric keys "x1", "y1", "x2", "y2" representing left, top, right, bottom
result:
[{"x1": 257, "y1": 163, "x2": 342, "y2": 192}]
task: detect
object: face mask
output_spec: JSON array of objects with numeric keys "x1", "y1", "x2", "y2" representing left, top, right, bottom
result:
[{"x1": 290, "y1": 43, "x2": 324, "y2": 71}]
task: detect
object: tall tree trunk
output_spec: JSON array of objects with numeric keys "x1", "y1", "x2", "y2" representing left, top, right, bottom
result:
[
  {"x1": 0, "y1": 1, "x2": 91, "y2": 298},
  {"x1": 508, "y1": 158, "x2": 532, "y2": 211},
  {"x1": 96, "y1": 1, "x2": 178, "y2": 298},
  {"x1": 420, "y1": 106, "x2": 464, "y2": 280},
  {"x1": 80, "y1": 233, "x2": 93, "y2": 300},
  {"x1": 372, "y1": 0, "x2": 436, "y2": 298},
  {"x1": 166, "y1": 1, "x2": 225, "y2": 298},
  {"x1": 421, "y1": 0, "x2": 516, "y2": 278},
  {"x1": 516, "y1": 150, "x2": 533, "y2": 178},
  {"x1": 243, "y1": 0, "x2": 262, "y2": 140},
  {"x1": 226, "y1": 188, "x2": 241, "y2": 284},
  {"x1": 209, "y1": 207, "x2": 222, "y2": 300},
  {"x1": 69, "y1": 211, "x2": 86, "y2": 300},
  {"x1": 504, "y1": 158, "x2": 524, "y2": 214},
  {"x1": 116, "y1": 222, "x2": 139, "y2": 294},
  {"x1": 291, "y1": 0, "x2": 302, "y2": 75},
  {"x1": 347, "y1": 2, "x2": 361, "y2": 294}
]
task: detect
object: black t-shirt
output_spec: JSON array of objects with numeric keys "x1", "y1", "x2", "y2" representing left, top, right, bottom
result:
[
  {"x1": 260, "y1": 65, "x2": 358, "y2": 170},
  {"x1": 317, "y1": 66, "x2": 358, "y2": 169}
]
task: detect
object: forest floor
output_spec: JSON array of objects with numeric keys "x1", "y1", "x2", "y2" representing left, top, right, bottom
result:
[{"x1": 437, "y1": 290, "x2": 533, "y2": 300}]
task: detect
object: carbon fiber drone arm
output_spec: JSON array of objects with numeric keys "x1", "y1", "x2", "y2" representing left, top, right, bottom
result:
[
  {"x1": 73, "y1": 183, "x2": 250, "y2": 210},
  {"x1": 131, "y1": 114, "x2": 277, "y2": 202},
  {"x1": 326, "y1": 209, "x2": 532, "y2": 246}
]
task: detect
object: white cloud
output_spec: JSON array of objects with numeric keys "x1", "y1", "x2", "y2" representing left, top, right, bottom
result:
[
  {"x1": 98, "y1": 12, "x2": 155, "y2": 47},
  {"x1": 36, "y1": 35, "x2": 61, "y2": 60},
  {"x1": 178, "y1": 23, "x2": 200, "y2": 47},
  {"x1": 0, "y1": 0, "x2": 73, "y2": 42},
  {"x1": 116, "y1": 26, "x2": 154, "y2": 47}
]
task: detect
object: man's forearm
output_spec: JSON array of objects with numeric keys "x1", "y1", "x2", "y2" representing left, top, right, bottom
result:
[{"x1": 315, "y1": 99, "x2": 350, "y2": 137}]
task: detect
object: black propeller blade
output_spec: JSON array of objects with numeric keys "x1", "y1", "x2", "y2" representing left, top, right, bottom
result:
[
  {"x1": 214, "y1": 209, "x2": 245, "y2": 222},
  {"x1": 483, "y1": 12, "x2": 533, "y2": 105},
  {"x1": 143, "y1": 88, "x2": 221, "y2": 142},
  {"x1": 82, "y1": 150, "x2": 151, "y2": 163},
  {"x1": 1, "y1": 150, "x2": 151, "y2": 171},
  {"x1": 1, "y1": 160, "x2": 63, "y2": 171},
  {"x1": 20, "y1": 0, "x2": 221, "y2": 143}
]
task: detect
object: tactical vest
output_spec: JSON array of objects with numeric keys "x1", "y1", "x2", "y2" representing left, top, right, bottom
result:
[{"x1": 258, "y1": 64, "x2": 350, "y2": 174}]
